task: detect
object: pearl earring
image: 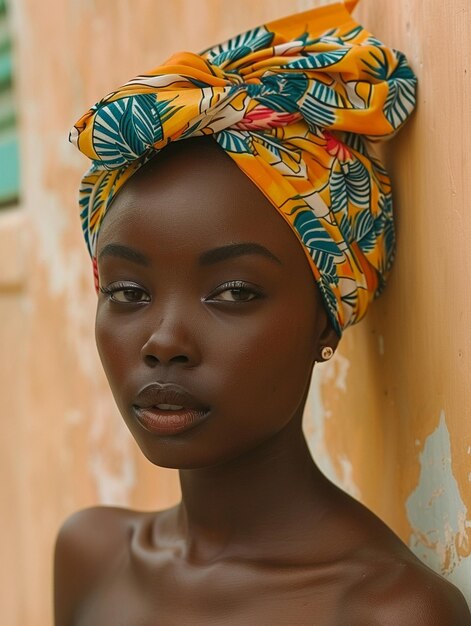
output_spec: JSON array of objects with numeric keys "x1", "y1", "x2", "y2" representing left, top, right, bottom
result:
[{"x1": 321, "y1": 346, "x2": 334, "y2": 361}]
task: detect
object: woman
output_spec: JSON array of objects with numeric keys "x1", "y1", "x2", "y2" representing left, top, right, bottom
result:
[{"x1": 55, "y1": 2, "x2": 471, "y2": 623}]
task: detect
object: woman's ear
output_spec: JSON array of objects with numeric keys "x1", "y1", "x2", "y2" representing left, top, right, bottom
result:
[{"x1": 314, "y1": 316, "x2": 341, "y2": 363}]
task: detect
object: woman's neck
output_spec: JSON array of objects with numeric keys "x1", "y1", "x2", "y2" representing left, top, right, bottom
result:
[{"x1": 176, "y1": 413, "x2": 331, "y2": 564}]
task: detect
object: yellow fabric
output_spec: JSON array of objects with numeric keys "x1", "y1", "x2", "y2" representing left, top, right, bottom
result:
[{"x1": 70, "y1": 1, "x2": 417, "y2": 334}]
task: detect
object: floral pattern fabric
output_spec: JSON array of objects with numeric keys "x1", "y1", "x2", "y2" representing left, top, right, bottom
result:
[{"x1": 70, "y1": 0, "x2": 417, "y2": 335}]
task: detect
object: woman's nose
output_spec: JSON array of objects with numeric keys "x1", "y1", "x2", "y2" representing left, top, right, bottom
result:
[{"x1": 140, "y1": 314, "x2": 201, "y2": 368}]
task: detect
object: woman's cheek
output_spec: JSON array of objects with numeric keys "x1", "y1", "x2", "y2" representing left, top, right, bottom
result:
[
  {"x1": 217, "y1": 308, "x2": 312, "y2": 416},
  {"x1": 95, "y1": 305, "x2": 132, "y2": 384}
]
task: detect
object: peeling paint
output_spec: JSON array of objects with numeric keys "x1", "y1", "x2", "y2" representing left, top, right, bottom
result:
[
  {"x1": 337, "y1": 455, "x2": 361, "y2": 499},
  {"x1": 89, "y1": 397, "x2": 137, "y2": 506},
  {"x1": 406, "y1": 411, "x2": 471, "y2": 600},
  {"x1": 304, "y1": 355, "x2": 361, "y2": 499},
  {"x1": 89, "y1": 449, "x2": 136, "y2": 507},
  {"x1": 318, "y1": 351, "x2": 351, "y2": 393},
  {"x1": 28, "y1": 154, "x2": 69, "y2": 296},
  {"x1": 31, "y1": 187, "x2": 98, "y2": 379}
]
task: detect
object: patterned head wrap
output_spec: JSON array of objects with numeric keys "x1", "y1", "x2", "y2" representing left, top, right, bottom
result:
[{"x1": 70, "y1": 0, "x2": 417, "y2": 335}]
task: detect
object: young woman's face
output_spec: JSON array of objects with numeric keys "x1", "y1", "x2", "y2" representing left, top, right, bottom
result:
[{"x1": 95, "y1": 138, "x2": 337, "y2": 469}]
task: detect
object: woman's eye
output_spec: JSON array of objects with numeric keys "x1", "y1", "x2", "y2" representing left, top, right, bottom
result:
[
  {"x1": 100, "y1": 283, "x2": 150, "y2": 304},
  {"x1": 207, "y1": 281, "x2": 262, "y2": 303}
]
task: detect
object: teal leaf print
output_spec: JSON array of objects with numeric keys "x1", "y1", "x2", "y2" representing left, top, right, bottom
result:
[
  {"x1": 252, "y1": 74, "x2": 308, "y2": 113},
  {"x1": 343, "y1": 132, "x2": 368, "y2": 157},
  {"x1": 377, "y1": 195, "x2": 395, "y2": 265},
  {"x1": 391, "y1": 51, "x2": 418, "y2": 80},
  {"x1": 383, "y1": 217, "x2": 396, "y2": 271},
  {"x1": 297, "y1": 61, "x2": 354, "y2": 127},
  {"x1": 295, "y1": 31, "x2": 313, "y2": 46},
  {"x1": 127, "y1": 93, "x2": 160, "y2": 146},
  {"x1": 341, "y1": 25, "x2": 364, "y2": 41},
  {"x1": 384, "y1": 54, "x2": 417, "y2": 129},
  {"x1": 353, "y1": 210, "x2": 376, "y2": 253},
  {"x1": 330, "y1": 167, "x2": 352, "y2": 240},
  {"x1": 294, "y1": 210, "x2": 341, "y2": 257},
  {"x1": 317, "y1": 276, "x2": 341, "y2": 336},
  {"x1": 211, "y1": 46, "x2": 254, "y2": 67},
  {"x1": 119, "y1": 100, "x2": 149, "y2": 155},
  {"x1": 361, "y1": 48, "x2": 389, "y2": 81},
  {"x1": 338, "y1": 214, "x2": 352, "y2": 242},
  {"x1": 330, "y1": 160, "x2": 372, "y2": 246},
  {"x1": 331, "y1": 158, "x2": 371, "y2": 216},
  {"x1": 204, "y1": 26, "x2": 274, "y2": 66},
  {"x1": 80, "y1": 169, "x2": 114, "y2": 255},
  {"x1": 373, "y1": 210, "x2": 386, "y2": 236},
  {"x1": 214, "y1": 129, "x2": 250, "y2": 154},
  {"x1": 299, "y1": 92, "x2": 336, "y2": 127},
  {"x1": 364, "y1": 35, "x2": 385, "y2": 47},
  {"x1": 330, "y1": 167, "x2": 347, "y2": 213},
  {"x1": 92, "y1": 95, "x2": 167, "y2": 169},
  {"x1": 343, "y1": 159, "x2": 371, "y2": 209},
  {"x1": 287, "y1": 46, "x2": 349, "y2": 71},
  {"x1": 310, "y1": 79, "x2": 347, "y2": 108}
]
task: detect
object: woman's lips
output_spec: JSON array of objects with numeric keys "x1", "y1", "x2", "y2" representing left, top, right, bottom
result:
[
  {"x1": 133, "y1": 405, "x2": 210, "y2": 436},
  {"x1": 132, "y1": 382, "x2": 210, "y2": 435}
]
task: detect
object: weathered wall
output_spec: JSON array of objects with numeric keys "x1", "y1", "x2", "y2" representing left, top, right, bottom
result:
[
  {"x1": 0, "y1": 0, "x2": 469, "y2": 623},
  {"x1": 305, "y1": 0, "x2": 471, "y2": 601}
]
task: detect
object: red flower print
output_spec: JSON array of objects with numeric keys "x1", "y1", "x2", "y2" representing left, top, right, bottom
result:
[
  {"x1": 324, "y1": 131, "x2": 352, "y2": 162},
  {"x1": 236, "y1": 106, "x2": 302, "y2": 130}
]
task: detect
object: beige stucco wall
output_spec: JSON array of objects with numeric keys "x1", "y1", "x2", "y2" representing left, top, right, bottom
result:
[
  {"x1": 0, "y1": 1, "x2": 469, "y2": 623},
  {"x1": 305, "y1": 0, "x2": 471, "y2": 598}
]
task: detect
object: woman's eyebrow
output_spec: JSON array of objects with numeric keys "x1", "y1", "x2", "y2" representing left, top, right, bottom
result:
[
  {"x1": 199, "y1": 242, "x2": 282, "y2": 266},
  {"x1": 98, "y1": 243, "x2": 149, "y2": 266}
]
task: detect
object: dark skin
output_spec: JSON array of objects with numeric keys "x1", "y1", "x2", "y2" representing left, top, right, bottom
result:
[{"x1": 54, "y1": 138, "x2": 471, "y2": 625}]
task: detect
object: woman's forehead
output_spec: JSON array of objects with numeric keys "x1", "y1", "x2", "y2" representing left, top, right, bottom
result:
[
  {"x1": 96, "y1": 138, "x2": 306, "y2": 265},
  {"x1": 120, "y1": 138, "x2": 257, "y2": 217}
]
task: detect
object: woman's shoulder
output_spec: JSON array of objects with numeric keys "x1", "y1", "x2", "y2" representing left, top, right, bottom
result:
[
  {"x1": 55, "y1": 505, "x2": 138, "y2": 557},
  {"x1": 53, "y1": 505, "x2": 153, "y2": 624},
  {"x1": 324, "y1": 490, "x2": 470, "y2": 624},
  {"x1": 345, "y1": 548, "x2": 471, "y2": 625}
]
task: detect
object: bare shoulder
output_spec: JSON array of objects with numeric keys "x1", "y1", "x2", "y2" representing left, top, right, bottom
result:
[
  {"x1": 322, "y1": 487, "x2": 471, "y2": 625},
  {"x1": 53, "y1": 506, "x2": 145, "y2": 625},
  {"x1": 348, "y1": 555, "x2": 471, "y2": 626},
  {"x1": 54, "y1": 505, "x2": 134, "y2": 563}
]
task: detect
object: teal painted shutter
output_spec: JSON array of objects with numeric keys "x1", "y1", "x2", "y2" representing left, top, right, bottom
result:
[{"x1": 0, "y1": 0, "x2": 19, "y2": 204}]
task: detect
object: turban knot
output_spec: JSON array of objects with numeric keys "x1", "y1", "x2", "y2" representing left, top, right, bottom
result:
[{"x1": 70, "y1": 0, "x2": 417, "y2": 335}]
